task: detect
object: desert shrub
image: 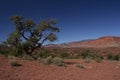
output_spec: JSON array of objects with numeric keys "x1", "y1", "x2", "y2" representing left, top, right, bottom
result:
[
  {"x1": 95, "y1": 57, "x2": 103, "y2": 63},
  {"x1": 41, "y1": 56, "x2": 64, "y2": 66},
  {"x1": 106, "y1": 54, "x2": 120, "y2": 61},
  {"x1": 80, "y1": 50, "x2": 91, "y2": 59},
  {"x1": 106, "y1": 54, "x2": 113, "y2": 60},
  {"x1": 92, "y1": 54, "x2": 103, "y2": 62},
  {"x1": 0, "y1": 42, "x2": 9, "y2": 56},
  {"x1": 10, "y1": 60, "x2": 22, "y2": 67},
  {"x1": 59, "y1": 52, "x2": 70, "y2": 59},
  {"x1": 114, "y1": 54, "x2": 120, "y2": 61},
  {"x1": 8, "y1": 47, "x2": 24, "y2": 57},
  {"x1": 84, "y1": 58, "x2": 91, "y2": 63},
  {"x1": 0, "y1": 42, "x2": 24, "y2": 58},
  {"x1": 0, "y1": 49, "x2": 8, "y2": 56},
  {"x1": 34, "y1": 50, "x2": 55, "y2": 59},
  {"x1": 78, "y1": 50, "x2": 103, "y2": 59},
  {"x1": 41, "y1": 56, "x2": 53, "y2": 65},
  {"x1": 52, "y1": 57, "x2": 64, "y2": 66},
  {"x1": 21, "y1": 54, "x2": 34, "y2": 60}
]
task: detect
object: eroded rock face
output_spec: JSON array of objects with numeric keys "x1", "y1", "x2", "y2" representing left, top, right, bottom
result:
[{"x1": 76, "y1": 36, "x2": 120, "y2": 48}]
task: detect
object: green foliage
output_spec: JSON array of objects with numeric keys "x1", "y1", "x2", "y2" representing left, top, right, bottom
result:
[
  {"x1": 75, "y1": 50, "x2": 104, "y2": 62},
  {"x1": 34, "y1": 49, "x2": 55, "y2": 59},
  {"x1": 106, "y1": 54, "x2": 120, "y2": 61},
  {"x1": 0, "y1": 42, "x2": 9, "y2": 56},
  {"x1": 9, "y1": 47, "x2": 23, "y2": 57},
  {"x1": 6, "y1": 15, "x2": 59, "y2": 60},
  {"x1": 106, "y1": 54, "x2": 113, "y2": 60},
  {"x1": 80, "y1": 50, "x2": 91, "y2": 59},
  {"x1": 114, "y1": 54, "x2": 120, "y2": 60},
  {"x1": 93, "y1": 55, "x2": 103, "y2": 63},
  {"x1": 59, "y1": 52, "x2": 70, "y2": 59}
]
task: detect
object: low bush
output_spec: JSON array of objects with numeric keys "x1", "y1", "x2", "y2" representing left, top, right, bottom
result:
[
  {"x1": 75, "y1": 50, "x2": 104, "y2": 62},
  {"x1": 106, "y1": 54, "x2": 120, "y2": 61},
  {"x1": 52, "y1": 57, "x2": 64, "y2": 66},
  {"x1": 0, "y1": 43, "x2": 9, "y2": 56},
  {"x1": 34, "y1": 50, "x2": 55, "y2": 59},
  {"x1": 95, "y1": 57, "x2": 103, "y2": 63},
  {"x1": 59, "y1": 52, "x2": 70, "y2": 59},
  {"x1": 84, "y1": 58, "x2": 91, "y2": 63},
  {"x1": 80, "y1": 50, "x2": 91, "y2": 59},
  {"x1": 41, "y1": 56, "x2": 64, "y2": 66},
  {"x1": 41, "y1": 56, "x2": 53, "y2": 65}
]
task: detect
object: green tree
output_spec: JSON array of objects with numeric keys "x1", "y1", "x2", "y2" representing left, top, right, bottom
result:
[{"x1": 7, "y1": 15, "x2": 59, "y2": 60}]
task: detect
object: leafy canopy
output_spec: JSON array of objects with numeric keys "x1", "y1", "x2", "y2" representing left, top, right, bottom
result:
[{"x1": 7, "y1": 15, "x2": 59, "y2": 59}]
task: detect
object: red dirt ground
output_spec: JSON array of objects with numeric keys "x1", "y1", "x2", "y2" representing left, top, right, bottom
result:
[{"x1": 0, "y1": 54, "x2": 120, "y2": 80}]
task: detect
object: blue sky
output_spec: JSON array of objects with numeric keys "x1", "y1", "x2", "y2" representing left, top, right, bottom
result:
[{"x1": 1, "y1": 0, "x2": 120, "y2": 44}]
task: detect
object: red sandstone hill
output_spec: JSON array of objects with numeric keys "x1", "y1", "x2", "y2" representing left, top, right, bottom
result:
[{"x1": 47, "y1": 36, "x2": 120, "y2": 48}]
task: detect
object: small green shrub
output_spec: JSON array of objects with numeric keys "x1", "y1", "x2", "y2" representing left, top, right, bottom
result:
[
  {"x1": 114, "y1": 54, "x2": 120, "y2": 61},
  {"x1": 59, "y1": 52, "x2": 70, "y2": 59},
  {"x1": 95, "y1": 57, "x2": 103, "y2": 63},
  {"x1": 9, "y1": 47, "x2": 23, "y2": 57},
  {"x1": 106, "y1": 54, "x2": 113, "y2": 60},
  {"x1": 0, "y1": 43, "x2": 9, "y2": 56},
  {"x1": 80, "y1": 50, "x2": 91, "y2": 59},
  {"x1": 106, "y1": 54, "x2": 120, "y2": 61},
  {"x1": 34, "y1": 50, "x2": 55, "y2": 59}
]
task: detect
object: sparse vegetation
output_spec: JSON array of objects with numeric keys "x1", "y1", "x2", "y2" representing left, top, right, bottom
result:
[
  {"x1": 80, "y1": 50, "x2": 91, "y2": 59},
  {"x1": 41, "y1": 56, "x2": 64, "y2": 66},
  {"x1": 41, "y1": 56, "x2": 53, "y2": 65},
  {"x1": 84, "y1": 58, "x2": 91, "y2": 63},
  {"x1": 0, "y1": 42, "x2": 9, "y2": 56},
  {"x1": 95, "y1": 57, "x2": 103, "y2": 63},
  {"x1": 59, "y1": 52, "x2": 70, "y2": 59},
  {"x1": 74, "y1": 50, "x2": 104, "y2": 62},
  {"x1": 34, "y1": 49, "x2": 55, "y2": 59},
  {"x1": 106, "y1": 54, "x2": 120, "y2": 61},
  {"x1": 52, "y1": 57, "x2": 64, "y2": 66}
]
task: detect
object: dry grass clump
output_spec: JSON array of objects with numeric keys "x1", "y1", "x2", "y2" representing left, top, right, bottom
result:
[
  {"x1": 41, "y1": 56, "x2": 64, "y2": 66},
  {"x1": 52, "y1": 57, "x2": 64, "y2": 66}
]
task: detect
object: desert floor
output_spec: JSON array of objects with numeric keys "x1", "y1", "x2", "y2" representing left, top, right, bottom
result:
[{"x1": 0, "y1": 54, "x2": 120, "y2": 80}]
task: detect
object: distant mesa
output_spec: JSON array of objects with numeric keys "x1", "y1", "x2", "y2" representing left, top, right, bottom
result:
[{"x1": 46, "y1": 36, "x2": 120, "y2": 48}]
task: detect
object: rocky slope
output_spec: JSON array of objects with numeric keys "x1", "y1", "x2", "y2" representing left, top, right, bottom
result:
[{"x1": 47, "y1": 36, "x2": 120, "y2": 48}]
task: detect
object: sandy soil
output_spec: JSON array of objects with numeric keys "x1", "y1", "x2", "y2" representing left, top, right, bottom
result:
[{"x1": 0, "y1": 54, "x2": 120, "y2": 80}]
